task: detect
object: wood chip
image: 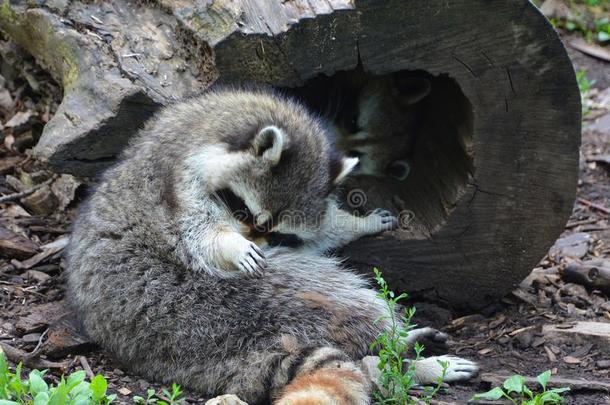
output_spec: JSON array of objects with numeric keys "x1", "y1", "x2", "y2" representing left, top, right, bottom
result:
[
  {"x1": 4, "y1": 110, "x2": 32, "y2": 128},
  {"x1": 0, "y1": 224, "x2": 39, "y2": 259},
  {"x1": 50, "y1": 174, "x2": 81, "y2": 210},
  {"x1": 562, "y1": 356, "x2": 582, "y2": 364},
  {"x1": 12, "y1": 235, "x2": 68, "y2": 270},
  {"x1": 15, "y1": 301, "x2": 70, "y2": 334},
  {"x1": 0, "y1": 156, "x2": 22, "y2": 175},
  {"x1": 21, "y1": 185, "x2": 58, "y2": 215},
  {"x1": 118, "y1": 388, "x2": 132, "y2": 396},
  {"x1": 544, "y1": 345, "x2": 557, "y2": 362},
  {"x1": 23, "y1": 269, "x2": 51, "y2": 283},
  {"x1": 44, "y1": 315, "x2": 93, "y2": 358}
]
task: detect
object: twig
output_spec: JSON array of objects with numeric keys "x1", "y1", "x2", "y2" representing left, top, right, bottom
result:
[
  {"x1": 577, "y1": 198, "x2": 610, "y2": 215},
  {"x1": 78, "y1": 355, "x2": 95, "y2": 379},
  {"x1": 0, "y1": 177, "x2": 55, "y2": 204},
  {"x1": 29, "y1": 328, "x2": 48, "y2": 356},
  {"x1": 565, "y1": 218, "x2": 598, "y2": 228}
]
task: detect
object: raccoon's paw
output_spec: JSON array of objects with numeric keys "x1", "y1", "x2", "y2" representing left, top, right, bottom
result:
[
  {"x1": 363, "y1": 208, "x2": 398, "y2": 234},
  {"x1": 413, "y1": 355, "x2": 479, "y2": 385},
  {"x1": 406, "y1": 327, "x2": 449, "y2": 353},
  {"x1": 220, "y1": 233, "x2": 267, "y2": 276},
  {"x1": 205, "y1": 394, "x2": 248, "y2": 405},
  {"x1": 235, "y1": 241, "x2": 267, "y2": 276}
]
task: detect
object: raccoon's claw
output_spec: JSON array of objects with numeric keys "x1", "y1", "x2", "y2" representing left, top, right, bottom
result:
[
  {"x1": 220, "y1": 232, "x2": 267, "y2": 276},
  {"x1": 237, "y1": 242, "x2": 267, "y2": 276},
  {"x1": 364, "y1": 208, "x2": 398, "y2": 234}
]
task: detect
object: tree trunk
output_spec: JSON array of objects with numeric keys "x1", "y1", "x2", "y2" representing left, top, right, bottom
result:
[{"x1": 0, "y1": 0, "x2": 581, "y2": 311}]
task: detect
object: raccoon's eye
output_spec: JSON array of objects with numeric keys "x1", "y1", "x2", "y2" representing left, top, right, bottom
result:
[
  {"x1": 386, "y1": 160, "x2": 411, "y2": 181},
  {"x1": 345, "y1": 110, "x2": 360, "y2": 133}
]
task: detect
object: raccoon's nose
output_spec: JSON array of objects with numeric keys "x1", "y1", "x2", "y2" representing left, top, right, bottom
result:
[{"x1": 254, "y1": 212, "x2": 272, "y2": 228}]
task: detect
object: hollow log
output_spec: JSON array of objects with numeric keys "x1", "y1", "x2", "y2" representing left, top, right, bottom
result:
[{"x1": 0, "y1": 0, "x2": 581, "y2": 310}]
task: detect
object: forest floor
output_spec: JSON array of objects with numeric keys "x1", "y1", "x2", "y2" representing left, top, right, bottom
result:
[{"x1": 1, "y1": 6, "x2": 610, "y2": 405}]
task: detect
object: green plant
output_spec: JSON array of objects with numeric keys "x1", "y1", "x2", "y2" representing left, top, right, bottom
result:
[
  {"x1": 0, "y1": 350, "x2": 116, "y2": 404},
  {"x1": 370, "y1": 268, "x2": 446, "y2": 405},
  {"x1": 576, "y1": 70, "x2": 595, "y2": 115},
  {"x1": 133, "y1": 384, "x2": 183, "y2": 405},
  {"x1": 472, "y1": 371, "x2": 570, "y2": 404},
  {"x1": 548, "y1": 8, "x2": 610, "y2": 44}
]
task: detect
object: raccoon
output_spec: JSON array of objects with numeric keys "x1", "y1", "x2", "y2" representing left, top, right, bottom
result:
[
  {"x1": 292, "y1": 69, "x2": 431, "y2": 181},
  {"x1": 67, "y1": 88, "x2": 477, "y2": 404}
]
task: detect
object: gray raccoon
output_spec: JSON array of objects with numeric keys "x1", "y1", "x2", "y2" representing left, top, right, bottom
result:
[{"x1": 66, "y1": 88, "x2": 476, "y2": 404}]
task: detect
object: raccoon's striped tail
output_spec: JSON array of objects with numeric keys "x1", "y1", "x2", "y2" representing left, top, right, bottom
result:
[{"x1": 274, "y1": 347, "x2": 370, "y2": 405}]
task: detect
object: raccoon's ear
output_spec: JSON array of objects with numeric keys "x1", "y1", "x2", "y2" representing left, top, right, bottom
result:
[
  {"x1": 253, "y1": 126, "x2": 284, "y2": 165},
  {"x1": 333, "y1": 157, "x2": 359, "y2": 184},
  {"x1": 395, "y1": 76, "x2": 431, "y2": 106}
]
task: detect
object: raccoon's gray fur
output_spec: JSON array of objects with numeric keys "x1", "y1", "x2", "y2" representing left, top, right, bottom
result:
[{"x1": 67, "y1": 88, "x2": 477, "y2": 404}]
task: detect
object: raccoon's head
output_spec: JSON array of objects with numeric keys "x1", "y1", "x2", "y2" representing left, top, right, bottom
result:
[
  {"x1": 183, "y1": 89, "x2": 357, "y2": 240},
  {"x1": 333, "y1": 73, "x2": 431, "y2": 181}
]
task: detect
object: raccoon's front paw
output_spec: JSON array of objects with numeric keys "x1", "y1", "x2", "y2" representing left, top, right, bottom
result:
[
  {"x1": 364, "y1": 208, "x2": 398, "y2": 234},
  {"x1": 219, "y1": 233, "x2": 267, "y2": 276}
]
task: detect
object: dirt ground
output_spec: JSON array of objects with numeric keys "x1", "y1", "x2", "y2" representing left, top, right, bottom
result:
[{"x1": 1, "y1": 18, "x2": 610, "y2": 405}]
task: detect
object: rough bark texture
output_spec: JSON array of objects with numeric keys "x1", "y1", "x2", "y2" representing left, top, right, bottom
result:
[{"x1": 0, "y1": 0, "x2": 581, "y2": 310}]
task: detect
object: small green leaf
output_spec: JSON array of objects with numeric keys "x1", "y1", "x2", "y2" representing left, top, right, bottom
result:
[
  {"x1": 133, "y1": 396, "x2": 145, "y2": 404},
  {"x1": 597, "y1": 31, "x2": 610, "y2": 42},
  {"x1": 49, "y1": 384, "x2": 69, "y2": 405},
  {"x1": 471, "y1": 387, "x2": 505, "y2": 401},
  {"x1": 70, "y1": 394, "x2": 91, "y2": 405},
  {"x1": 29, "y1": 371, "x2": 49, "y2": 395},
  {"x1": 34, "y1": 391, "x2": 50, "y2": 405},
  {"x1": 536, "y1": 370, "x2": 551, "y2": 390},
  {"x1": 503, "y1": 375, "x2": 525, "y2": 394},
  {"x1": 0, "y1": 400, "x2": 20, "y2": 405},
  {"x1": 90, "y1": 375, "x2": 108, "y2": 402},
  {"x1": 539, "y1": 391, "x2": 564, "y2": 403},
  {"x1": 66, "y1": 371, "x2": 87, "y2": 391}
]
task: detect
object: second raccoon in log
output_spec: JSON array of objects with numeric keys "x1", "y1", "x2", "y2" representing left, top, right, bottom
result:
[
  {"x1": 292, "y1": 69, "x2": 432, "y2": 181},
  {"x1": 67, "y1": 88, "x2": 477, "y2": 404}
]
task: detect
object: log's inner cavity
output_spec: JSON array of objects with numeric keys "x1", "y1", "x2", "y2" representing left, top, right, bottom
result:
[{"x1": 285, "y1": 69, "x2": 474, "y2": 239}]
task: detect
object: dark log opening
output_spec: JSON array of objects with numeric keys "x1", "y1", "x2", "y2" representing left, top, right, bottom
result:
[{"x1": 285, "y1": 70, "x2": 474, "y2": 239}]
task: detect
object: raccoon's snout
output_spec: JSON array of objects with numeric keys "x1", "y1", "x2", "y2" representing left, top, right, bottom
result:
[{"x1": 254, "y1": 212, "x2": 271, "y2": 228}]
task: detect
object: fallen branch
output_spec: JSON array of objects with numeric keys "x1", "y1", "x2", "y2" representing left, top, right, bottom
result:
[
  {"x1": 0, "y1": 177, "x2": 55, "y2": 204},
  {"x1": 0, "y1": 342, "x2": 69, "y2": 371},
  {"x1": 577, "y1": 198, "x2": 610, "y2": 215},
  {"x1": 481, "y1": 372, "x2": 610, "y2": 392}
]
